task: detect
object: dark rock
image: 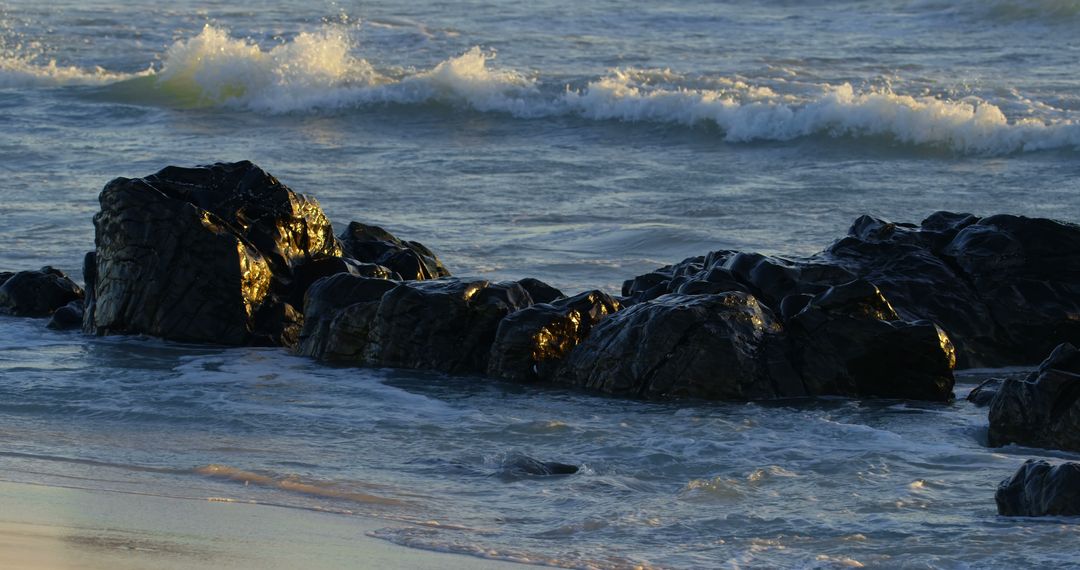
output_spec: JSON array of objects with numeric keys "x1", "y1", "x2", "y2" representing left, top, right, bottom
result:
[
  {"x1": 621, "y1": 211, "x2": 1080, "y2": 368},
  {"x1": 557, "y1": 292, "x2": 800, "y2": 400},
  {"x1": 0, "y1": 272, "x2": 12, "y2": 287},
  {"x1": 295, "y1": 273, "x2": 398, "y2": 359},
  {"x1": 0, "y1": 267, "x2": 84, "y2": 317},
  {"x1": 996, "y1": 459, "x2": 1080, "y2": 516},
  {"x1": 988, "y1": 343, "x2": 1080, "y2": 451},
  {"x1": 966, "y1": 378, "x2": 1004, "y2": 407},
  {"x1": 487, "y1": 290, "x2": 620, "y2": 383},
  {"x1": 516, "y1": 278, "x2": 564, "y2": 304},
  {"x1": 339, "y1": 221, "x2": 450, "y2": 281},
  {"x1": 84, "y1": 161, "x2": 340, "y2": 346},
  {"x1": 289, "y1": 256, "x2": 397, "y2": 308},
  {"x1": 787, "y1": 280, "x2": 956, "y2": 401},
  {"x1": 302, "y1": 277, "x2": 532, "y2": 374},
  {"x1": 47, "y1": 300, "x2": 85, "y2": 330},
  {"x1": 497, "y1": 452, "x2": 578, "y2": 478}
]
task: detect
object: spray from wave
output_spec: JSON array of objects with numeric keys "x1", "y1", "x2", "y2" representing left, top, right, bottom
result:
[{"x1": 1, "y1": 23, "x2": 1078, "y2": 155}]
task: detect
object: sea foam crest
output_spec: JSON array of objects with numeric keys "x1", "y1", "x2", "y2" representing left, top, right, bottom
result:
[{"x1": 2, "y1": 24, "x2": 1078, "y2": 155}]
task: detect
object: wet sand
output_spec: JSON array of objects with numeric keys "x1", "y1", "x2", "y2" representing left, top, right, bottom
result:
[{"x1": 0, "y1": 480, "x2": 527, "y2": 570}]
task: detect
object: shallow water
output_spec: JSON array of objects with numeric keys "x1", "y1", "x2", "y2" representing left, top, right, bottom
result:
[{"x1": 2, "y1": 1, "x2": 1080, "y2": 567}]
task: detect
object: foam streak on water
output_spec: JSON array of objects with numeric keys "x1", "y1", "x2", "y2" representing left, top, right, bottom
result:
[{"x1": 2, "y1": 1, "x2": 1080, "y2": 567}]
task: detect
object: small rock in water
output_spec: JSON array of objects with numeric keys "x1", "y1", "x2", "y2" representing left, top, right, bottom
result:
[
  {"x1": 996, "y1": 459, "x2": 1080, "y2": 516},
  {"x1": 0, "y1": 266, "x2": 83, "y2": 317},
  {"x1": 988, "y1": 343, "x2": 1080, "y2": 452},
  {"x1": 498, "y1": 452, "x2": 579, "y2": 477},
  {"x1": 46, "y1": 300, "x2": 85, "y2": 330}
]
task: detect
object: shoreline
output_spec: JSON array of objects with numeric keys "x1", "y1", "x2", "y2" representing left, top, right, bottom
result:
[{"x1": 0, "y1": 479, "x2": 530, "y2": 570}]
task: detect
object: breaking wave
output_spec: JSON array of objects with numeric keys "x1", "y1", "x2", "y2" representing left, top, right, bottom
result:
[{"x1": 2, "y1": 23, "x2": 1078, "y2": 155}]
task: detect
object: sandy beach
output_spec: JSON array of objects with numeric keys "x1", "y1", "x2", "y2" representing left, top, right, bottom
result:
[{"x1": 0, "y1": 480, "x2": 527, "y2": 570}]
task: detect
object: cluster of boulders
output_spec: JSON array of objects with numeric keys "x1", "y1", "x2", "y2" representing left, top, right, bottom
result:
[{"x1": 3, "y1": 160, "x2": 1080, "y2": 516}]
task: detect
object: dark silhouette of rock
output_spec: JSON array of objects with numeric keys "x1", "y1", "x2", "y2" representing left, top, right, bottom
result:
[
  {"x1": 516, "y1": 278, "x2": 564, "y2": 304},
  {"x1": 497, "y1": 452, "x2": 578, "y2": 479},
  {"x1": 0, "y1": 272, "x2": 12, "y2": 287},
  {"x1": 339, "y1": 221, "x2": 450, "y2": 281},
  {"x1": 967, "y1": 378, "x2": 1004, "y2": 407},
  {"x1": 84, "y1": 161, "x2": 340, "y2": 346},
  {"x1": 620, "y1": 212, "x2": 1080, "y2": 368},
  {"x1": 557, "y1": 292, "x2": 800, "y2": 400},
  {"x1": 988, "y1": 343, "x2": 1080, "y2": 452},
  {"x1": 47, "y1": 300, "x2": 85, "y2": 330},
  {"x1": 787, "y1": 280, "x2": 956, "y2": 401},
  {"x1": 487, "y1": 290, "x2": 620, "y2": 383},
  {"x1": 302, "y1": 277, "x2": 533, "y2": 374},
  {"x1": 996, "y1": 459, "x2": 1080, "y2": 516},
  {"x1": 0, "y1": 267, "x2": 83, "y2": 317},
  {"x1": 289, "y1": 256, "x2": 397, "y2": 308}
]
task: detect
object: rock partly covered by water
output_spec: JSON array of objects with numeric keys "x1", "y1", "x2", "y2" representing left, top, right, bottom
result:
[
  {"x1": 996, "y1": 459, "x2": 1080, "y2": 516},
  {"x1": 558, "y1": 281, "x2": 954, "y2": 401},
  {"x1": 0, "y1": 267, "x2": 83, "y2": 317},
  {"x1": 622, "y1": 212, "x2": 1080, "y2": 368},
  {"x1": 299, "y1": 276, "x2": 534, "y2": 374},
  {"x1": 988, "y1": 343, "x2": 1080, "y2": 452}
]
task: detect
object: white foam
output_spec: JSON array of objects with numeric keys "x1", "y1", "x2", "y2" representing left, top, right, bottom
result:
[{"x1": 3, "y1": 24, "x2": 1079, "y2": 155}]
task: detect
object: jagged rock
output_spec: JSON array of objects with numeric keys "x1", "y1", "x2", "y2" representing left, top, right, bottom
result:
[
  {"x1": 0, "y1": 267, "x2": 83, "y2": 317},
  {"x1": 487, "y1": 290, "x2": 620, "y2": 383},
  {"x1": 302, "y1": 277, "x2": 532, "y2": 374},
  {"x1": 620, "y1": 212, "x2": 1080, "y2": 368},
  {"x1": 996, "y1": 459, "x2": 1080, "y2": 516},
  {"x1": 988, "y1": 343, "x2": 1080, "y2": 452},
  {"x1": 967, "y1": 378, "x2": 1004, "y2": 407},
  {"x1": 557, "y1": 292, "x2": 800, "y2": 400},
  {"x1": 84, "y1": 161, "x2": 340, "y2": 346},
  {"x1": 339, "y1": 221, "x2": 450, "y2": 281},
  {"x1": 47, "y1": 300, "x2": 85, "y2": 330},
  {"x1": 787, "y1": 280, "x2": 956, "y2": 401}
]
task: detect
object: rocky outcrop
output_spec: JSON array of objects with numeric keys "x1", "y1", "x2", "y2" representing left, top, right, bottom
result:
[
  {"x1": 0, "y1": 267, "x2": 83, "y2": 317},
  {"x1": 300, "y1": 277, "x2": 533, "y2": 375},
  {"x1": 83, "y1": 161, "x2": 341, "y2": 346},
  {"x1": 339, "y1": 222, "x2": 450, "y2": 281},
  {"x1": 988, "y1": 343, "x2": 1080, "y2": 452},
  {"x1": 487, "y1": 290, "x2": 620, "y2": 383},
  {"x1": 620, "y1": 212, "x2": 1080, "y2": 368},
  {"x1": 557, "y1": 282, "x2": 955, "y2": 401},
  {"x1": 966, "y1": 378, "x2": 1004, "y2": 407},
  {"x1": 996, "y1": 459, "x2": 1080, "y2": 516}
]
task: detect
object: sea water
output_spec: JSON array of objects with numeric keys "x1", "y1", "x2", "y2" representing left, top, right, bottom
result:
[{"x1": 1, "y1": 1, "x2": 1079, "y2": 567}]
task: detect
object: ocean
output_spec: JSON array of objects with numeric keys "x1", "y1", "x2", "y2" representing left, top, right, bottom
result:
[{"x1": 1, "y1": 0, "x2": 1079, "y2": 567}]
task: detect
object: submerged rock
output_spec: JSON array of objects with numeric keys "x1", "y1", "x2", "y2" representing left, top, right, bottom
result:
[
  {"x1": 47, "y1": 300, "x2": 85, "y2": 330},
  {"x1": 996, "y1": 459, "x2": 1080, "y2": 516},
  {"x1": 497, "y1": 452, "x2": 578, "y2": 478},
  {"x1": 339, "y1": 221, "x2": 450, "y2": 281},
  {"x1": 0, "y1": 267, "x2": 83, "y2": 317},
  {"x1": 988, "y1": 343, "x2": 1080, "y2": 452},
  {"x1": 84, "y1": 161, "x2": 340, "y2": 346},
  {"x1": 487, "y1": 290, "x2": 620, "y2": 383}
]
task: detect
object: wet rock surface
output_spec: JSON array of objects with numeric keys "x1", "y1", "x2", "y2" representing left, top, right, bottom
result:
[
  {"x1": 996, "y1": 459, "x2": 1080, "y2": 516},
  {"x1": 84, "y1": 161, "x2": 340, "y2": 346},
  {"x1": 0, "y1": 267, "x2": 84, "y2": 317},
  {"x1": 966, "y1": 378, "x2": 1005, "y2": 407},
  {"x1": 47, "y1": 300, "x2": 85, "y2": 330},
  {"x1": 988, "y1": 343, "x2": 1080, "y2": 452},
  {"x1": 339, "y1": 221, "x2": 450, "y2": 281},
  {"x1": 620, "y1": 212, "x2": 1080, "y2": 368},
  {"x1": 487, "y1": 290, "x2": 620, "y2": 383}
]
